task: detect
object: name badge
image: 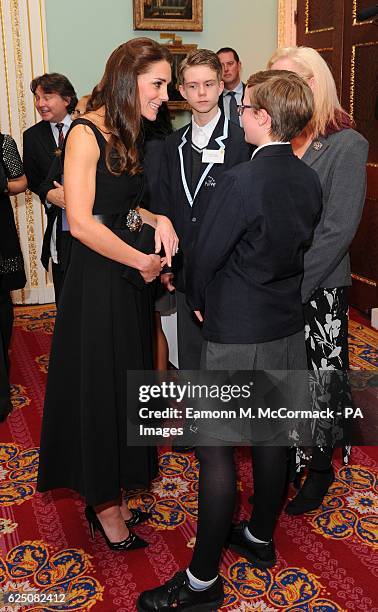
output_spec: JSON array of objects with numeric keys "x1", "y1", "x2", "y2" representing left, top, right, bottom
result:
[{"x1": 202, "y1": 148, "x2": 225, "y2": 164}]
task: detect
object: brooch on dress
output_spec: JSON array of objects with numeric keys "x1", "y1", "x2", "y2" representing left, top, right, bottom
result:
[
  {"x1": 312, "y1": 140, "x2": 323, "y2": 151},
  {"x1": 126, "y1": 208, "x2": 143, "y2": 232}
]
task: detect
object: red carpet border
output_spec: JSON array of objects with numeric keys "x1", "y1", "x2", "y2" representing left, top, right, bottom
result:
[{"x1": 0, "y1": 304, "x2": 376, "y2": 611}]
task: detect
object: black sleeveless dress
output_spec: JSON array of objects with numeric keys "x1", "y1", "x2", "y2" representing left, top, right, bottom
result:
[{"x1": 37, "y1": 119, "x2": 158, "y2": 506}]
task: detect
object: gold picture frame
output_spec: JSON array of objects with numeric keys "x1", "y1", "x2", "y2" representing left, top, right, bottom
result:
[
  {"x1": 165, "y1": 43, "x2": 197, "y2": 111},
  {"x1": 133, "y1": 0, "x2": 203, "y2": 31}
]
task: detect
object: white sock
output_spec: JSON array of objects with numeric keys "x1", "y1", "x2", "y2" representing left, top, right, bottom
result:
[
  {"x1": 244, "y1": 525, "x2": 269, "y2": 545},
  {"x1": 186, "y1": 568, "x2": 218, "y2": 591}
]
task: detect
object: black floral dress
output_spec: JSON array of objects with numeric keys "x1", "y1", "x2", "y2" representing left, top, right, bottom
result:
[
  {"x1": 304, "y1": 287, "x2": 349, "y2": 371},
  {"x1": 303, "y1": 287, "x2": 351, "y2": 463}
]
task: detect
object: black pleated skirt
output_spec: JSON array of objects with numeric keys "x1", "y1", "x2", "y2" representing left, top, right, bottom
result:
[{"x1": 37, "y1": 238, "x2": 158, "y2": 506}]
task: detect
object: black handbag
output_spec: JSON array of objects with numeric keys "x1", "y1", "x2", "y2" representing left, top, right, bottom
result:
[{"x1": 121, "y1": 222, "x2": 156, "y2": 290}]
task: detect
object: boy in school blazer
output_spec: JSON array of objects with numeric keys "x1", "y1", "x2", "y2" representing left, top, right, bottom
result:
[
  {"x1": 138, "y1": 71, "x2": 322, "y2": 612},
  {"x1": 157, "y1": 49, "x2": 251, "y2": 370}
]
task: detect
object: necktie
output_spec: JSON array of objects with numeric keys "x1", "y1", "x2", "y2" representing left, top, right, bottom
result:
[
  {"x1": 55, "y1": 122, "x2": 65, "y2": 149},
  {"x1": 227, "y1": 91, "x2": 239, "y2": 126}
]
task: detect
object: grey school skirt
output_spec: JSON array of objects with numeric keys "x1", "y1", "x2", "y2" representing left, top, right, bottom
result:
[{"x1": 187, "y1": 329, "x2": 311, "y2": 446}]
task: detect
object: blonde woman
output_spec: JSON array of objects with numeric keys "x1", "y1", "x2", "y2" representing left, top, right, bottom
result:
[{"x1": 268, "y1": 46, "x2": 368, "y2": 514}]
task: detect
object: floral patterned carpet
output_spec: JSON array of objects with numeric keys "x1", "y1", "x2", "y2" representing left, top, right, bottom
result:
[{"x1": 0, "y1": 304, "x2": 376, "y2": 611}]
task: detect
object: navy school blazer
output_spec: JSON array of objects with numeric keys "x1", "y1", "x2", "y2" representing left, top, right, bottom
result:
[
  {"x1": 155, "y1": 113, "x2": 252, "y2": 291},
  {"x1": 186, "y1": 144, "x2": 323, "y2": 344}
]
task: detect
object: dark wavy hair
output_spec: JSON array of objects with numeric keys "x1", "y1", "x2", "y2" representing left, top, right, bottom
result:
[
  {"x1": 142, "y1": 102, "x2": 173, "y2": 142},
  {"x1": 30, "y1": 73, "x2": 78, "y2": 113},
  {"x1": 89, "y1": 37, "x2": 172, "y2": 176}
]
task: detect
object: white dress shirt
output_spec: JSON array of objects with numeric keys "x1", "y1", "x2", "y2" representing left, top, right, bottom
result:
[
  {"x1": 222, "y1": 80, "x2": 244, "y2": 127},
  {"x1": 48, "y1": 114, "x2": 72, "y2": 263},
  {"x1": 191, "y1": 109, "x2": 221, "y2": 150}
]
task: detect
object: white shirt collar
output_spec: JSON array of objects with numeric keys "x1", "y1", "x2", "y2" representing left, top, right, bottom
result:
[
  {"x1": 49, "y1": 114, "x2": 72, "y2": 146},
  {"x1": 191, "y1": 108, "x2": 221, "y2": 149},
  {"x1": 251, "y1": 141, "x2": 290, "y2": 159},
  {"x1": 50, "y1": 113, "x2": 72, "y2": 129},
  {"x1": 223, "y1": 80, "x2": 243, "y2": 97}
]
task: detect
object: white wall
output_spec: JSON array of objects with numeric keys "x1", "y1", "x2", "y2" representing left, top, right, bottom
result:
[{"x1": 45, "y1": 0, "x2": 278, "y2": 97}]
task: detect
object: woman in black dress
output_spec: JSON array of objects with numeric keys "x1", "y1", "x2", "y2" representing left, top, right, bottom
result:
[
  {"x1": 37, "y1": 38, "x2": 177, "y2": 550},
  {"x1": 0, "y1": 134, "x2": 27, "y2": 420}
]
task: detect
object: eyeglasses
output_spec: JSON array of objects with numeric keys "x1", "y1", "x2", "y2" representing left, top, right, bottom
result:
[
  {"x1": 71, "y1": 109, "x2": 84, "y2": 118},
  {"x1": 237, "y1": 104, "x2": 253, "y2": 117}
]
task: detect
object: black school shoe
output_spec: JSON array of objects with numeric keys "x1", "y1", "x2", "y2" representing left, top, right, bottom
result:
[
  {"x1": 285, "y1": 467, "x2": 335, "y2": 515},
  {"x1": 227, "y1": 522, "x2": 276, "y2": 568},
  {"x1": 137, "y1": 570, "x2": 224, "y2": 611}
]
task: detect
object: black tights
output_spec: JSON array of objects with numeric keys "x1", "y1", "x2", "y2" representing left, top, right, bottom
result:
[{"x1": 189, "y1": 445, "x2": 288, "y2": 581}]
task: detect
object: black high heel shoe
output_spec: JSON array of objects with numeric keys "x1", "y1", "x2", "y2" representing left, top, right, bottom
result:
[
  {"x1": 0, "y1": 401, "x2": 13, "y2": 423},
  {"x1": 125, "y1": 508, "x2": 152, "y2": 528},
  {"x1": 85, "y1": 506, "x2": 148, "y2": 551},
  {"x1": 285, "y1": 467, "x2": 335, "y2": 515}
]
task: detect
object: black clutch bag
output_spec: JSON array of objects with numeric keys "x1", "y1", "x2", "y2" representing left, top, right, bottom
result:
[{"x1": 121, "y1": 222, "x2": 156, "y2": 290}]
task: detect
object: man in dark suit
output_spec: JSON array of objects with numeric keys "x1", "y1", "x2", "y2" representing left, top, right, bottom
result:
[
  {"x1": 157, "y1": 49, "x2": 251, "y2": 370},
  {"x1": 217, "y1": 47, "x2": 245, "y2": 127},
  {"x1": 23, "y1": 73, "x2": 77, "y2": 303},
  {"x1": 138, "y1": 70, "x2": 322, "y2": 612}
]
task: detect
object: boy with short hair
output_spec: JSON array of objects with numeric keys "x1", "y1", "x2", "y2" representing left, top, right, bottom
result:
[
  {"x1": 138, "y1": 70, "x2": 322, "y2": 612},
  {"x1": 157, "y1": 49, "x2": 251, "y2": 370}
]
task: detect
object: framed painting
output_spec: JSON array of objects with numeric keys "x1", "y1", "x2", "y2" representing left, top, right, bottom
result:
[
  {"x1": 165, "y1": 43, "x2": 197, "y2": 111},
  {"x1": 133, "y1": 0, "x2": 203, "y2": 31}
]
